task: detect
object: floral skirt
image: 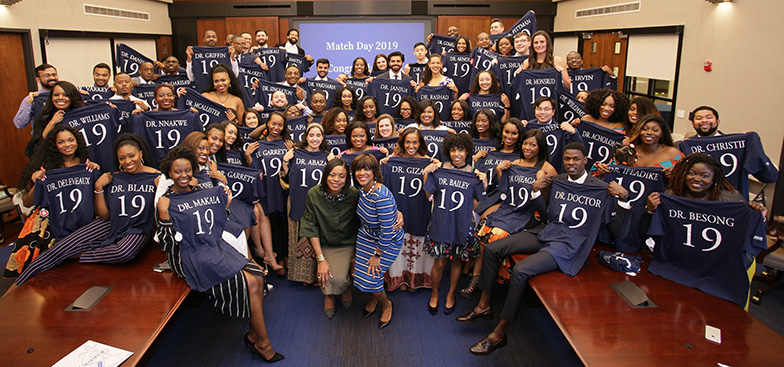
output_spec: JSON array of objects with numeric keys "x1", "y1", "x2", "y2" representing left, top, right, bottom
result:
[{"x1": 425, "y1": 223, "x2": 479, "y2": 261}]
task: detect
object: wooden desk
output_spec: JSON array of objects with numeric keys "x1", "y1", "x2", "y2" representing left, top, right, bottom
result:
[
  {"x1": 529, "y1": 245, "x2": 784, "y2": 367},
  {"x1": 0, "y1": 245, "x2": 189, "y2": 366}
]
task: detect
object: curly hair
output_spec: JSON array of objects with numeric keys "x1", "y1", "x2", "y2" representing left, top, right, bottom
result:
[
  {"x1": 630, "y1": 114, "x2": 675, "y2": 147},
  {"x1": 332, "y1": 86, "x2": 357, "y2": 110},
  {"x1": 394, "y1": 127, "x2": 428, "y2": 157},
  {"x1": 113, "y1": 133, "x2": 154, "y2": 171},
  {"x1": 350, "y1": 153, "x2": 384, "y2": 186},
  {"x1": 19, "y1": 124, "x2": 91, "y2": 191},
  {"x1": 497, "y1": 118, "x2": 525, "y2": 155},
  {"x1": 160, "y1": 146, "x2": 199, "y2": 180},
  {"x1": 584, "y1": 88, "x2": 630, "y2": 124},
  {"x1": 469, "y1": 70, "x2": 503, "y2": 94},
  {"x1": 669, "y1": 153, "x2": 734, "y2": 201},
  {"x1": 322, "y1": 107, "x2": 349, "y2": 135},
  {"x1": 470, "y1": 108, "x2": 499, "y2": 139},
  {"x1": 443, "y1": 132, "x2": 474, "y2": 162}
]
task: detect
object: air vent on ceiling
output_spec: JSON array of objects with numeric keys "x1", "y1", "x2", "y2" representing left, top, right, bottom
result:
[
  {"x1": 234, "y1": 4, "x2": 292, "y2": 9},
  {"x1": 576, "y1": 1, "x2": 641, "y2": 18},
  {"x1": 84, "y1": 4, "x2": 150, "y2": 21},
  {"x1": 433, "y1": 3, "x2": 491, "y2": 8}
]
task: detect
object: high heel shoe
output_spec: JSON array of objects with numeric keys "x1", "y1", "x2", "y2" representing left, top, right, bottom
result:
[
  {"x1": 263, "y1": 252, "x2": 284, "y2": 271},
  {"x1": 242, "y1": 333, "x2": 253, "y2": 350},
  {"x1": 459, "y1": 275, "x2": 480, "y2": 298},
  {"x1": 363, "y1": 303, "x2": 377, "y2": 318},
  {"x1": 251, "y1": 344, "x2": 285, "y2": 363},
  {"x1": 378, "y1": 301, "x2": 393, "y2": 329}
]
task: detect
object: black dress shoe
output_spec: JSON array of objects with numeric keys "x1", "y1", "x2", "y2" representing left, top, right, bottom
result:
[
  {"x1": 428, "y1": 304, "x2": 437, "y2": 315},
  {"x1": 363, "y1": 305, "x2": 377, "y2": 318},
  {"x1": 469, "y1": 335, "x2": 507, "y2": 355},
  {"x1": 378, "y1": 301, "x2": 393, "y2": 329},
  {"x1": 443, "y1": 304, "x2": 455, "y2": 315},
  {"x1": 251, "y1": 345, "x2": 285, "y2": 363},
  {"x1": 456, "y1": 308, "x2": 493, "y2": 323}
]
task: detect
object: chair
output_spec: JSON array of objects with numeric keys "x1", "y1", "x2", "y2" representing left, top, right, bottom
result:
[{"x1": 752, "y1": 215, "x2": 784, "y2": 304}]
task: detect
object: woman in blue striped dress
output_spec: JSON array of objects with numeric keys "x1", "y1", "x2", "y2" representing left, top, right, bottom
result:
[{"x1": 351, "y1": 153, "x2": 404, "y2": 329}]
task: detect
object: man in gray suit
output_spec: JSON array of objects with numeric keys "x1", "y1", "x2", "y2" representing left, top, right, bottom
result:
[
  {"x1": 458, "y1": 142, "x2": 632, "y2": 355},
  {"x1": 376, "y1": 51, "x2": 412, "y2": 81}
]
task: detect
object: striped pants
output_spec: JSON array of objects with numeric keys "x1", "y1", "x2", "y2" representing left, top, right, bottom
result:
[{"x1": 15, "y1": 219, "x2": 149, "y2": 285}]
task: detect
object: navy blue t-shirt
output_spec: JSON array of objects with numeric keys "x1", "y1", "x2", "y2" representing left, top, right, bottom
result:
[
  {"x1": 557, "y1": 89, "x2": 587, "y2": 123},
  {"x1": 344, "y1": 78, "x2": 368, "y2": 100},
  {"x1": 80, "y1": 86, "x2": 114, "y2": 101},
  {"x1": 287, "y1": 149, "x2": 329, "y2": 221},
  {"x1": 176, "y1": 91, "x2": 229, "y2": 129},
  {"x1": 115, "y1": 44, "x2": 153, "y2": 77},
  {"x1": 421, "y1": 129, "x2": 451, "y2": 161},
  {"x1": 130, "y1": 110, "x2": 201, "y2": 168},
  {"x1": 539, "y1": 179, "x2": 614, "y2": 276},
  {"x1": 287, "y1": 115, "x2": 310, "y2": 144},
  {"x1": 647, "y1": 194, "x2": 767, "y2": 306},
  {"x1": 217, "y1": 163, "x2": 264, "y2": 228},
  {"x1": 255, "y1": 79, "x2": 299, "y2": 109},
  {"x1": 423, "y1": 168, "x2": 487, "y2": 244},
  {"x1": 416, "y1": 86, "x2": 453, "y2": 122},
  {"x1": 442, "y1": 52, "x2": 472, "y2": 97},
  {"x1": 511, "y1": 68, "x2": 562, "y2": 121},
  {"x1": 492, "y1": 56, "x2": 527, "y2": 119},
  {"x1": 678, "y1": 132, "x2": 778, "y2": 198},
  {"x1": 285, "y1": 52, "x2": 310, "y2": 75},
  {"x1": 156, "y1": 75, "x2": 196, "y2": 91},
  {"x1": 132, "y1": 84, "x2": 159, "y2": 110},
  {"x1": 238, "y1": 126, "x2": 258, "y2": 152},
  {"x1": 34, "y1": 165, "x2": 100, "y2": 239},
  {"x1": 575, "y1": 120, "x2": 626, "y2": 170},
  {"x1": 326, "y1": 135, "x2": 346, "y2": 157},
  {"x1": 525, "y1": 122, "x2": 583, "y2": 173},
  {"x1": 372, "y1": 136, "x2": 399, "y2": 153},
  {"x1": 568, "y1": 68, "x2": 616, "y2": 95},
  {"x1": 368, "y1": 78, "x2": 415, "y2": 117},
  {"x1": 475, "y1": 150, "x2": 519, "y2": 194},
  {"x1": 250, "y1": 139, "x2": 289, "y2": 215},
  {"x1": 469, "y1": 47, "x2": 497, "y2": 73},
  {"x1": 427, "y1": 34, "x2": 457, "y2": 55},
  {"x1": 467, "y1": 93, "x2": 504, "y2": 121},
  {"x1": 381, "y1": 157, "x2": 432, "y2": 236},
  {"x1": 472, "y1": 138, "x2": 499, "y2": 156},
  {"x1": 100, "y1": 171, "x2": 158, "y2": 247},
  {"x1": 485, "y1": 165, "x2": 540, "y2": 234},
  {"x1": 601, "y1": 165, "x2": 665, "y2": 252},
  {"x1": 441, "y1": 120, "x2": 472, "y2": 134},
  {"x1": 252, "y1": 48, "x2": 287, "y2": 82},
  {"x1": 408, "y1": 63, "x2": 428, "y2": 85},
  {"x1": 166, "y1": 186, "x2": 248, "y2": 291},
  {"x1": 60, "y1": 103, "x2": 120, "y2": 173},
  {"x1": 236, "y1": 60, "x2": 267, "y2": 108},
  {"x1": 304, "y1": 79, "x2": 342, "y2": 106},
  {"x1": 190, "y1": 46, "x2": 231, "y2": 92}
]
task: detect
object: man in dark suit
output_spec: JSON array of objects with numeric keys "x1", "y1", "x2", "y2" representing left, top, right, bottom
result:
[
  {"x1": 457, "y1": 142, "x2": 632, "y2": 355},
  {"x1": 375, "y1": 51, "x2": 412, "y2": 81},
  {"x1": 275, "y1": 28, "x2": 314, "y2": 67}
]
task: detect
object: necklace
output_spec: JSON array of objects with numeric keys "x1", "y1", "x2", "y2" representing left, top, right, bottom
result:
[
  {"x1": 362, "y1": 181, "x2": 377, "y2": 196},
  {"x1": 215, "y1": 92, "x2": 230, "y2": 106}
]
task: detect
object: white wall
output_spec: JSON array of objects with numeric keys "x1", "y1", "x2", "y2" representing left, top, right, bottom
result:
[
  {"x1": 555, "y1": 0, "x2": 784, "y2": 202},
  {"x1": 0, "y1": 0, "x2": 171, "y2": 64}
]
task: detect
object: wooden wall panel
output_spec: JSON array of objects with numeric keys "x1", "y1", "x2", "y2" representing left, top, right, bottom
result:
[
  {"x1": 277, "y1": 18, "x2": 290, "y2": 47},
  {"x1": 437, "y1": 15, "x2": 536, "y2": 44},
  {"x1": 0, "y1": 33, "x2": 33, "y2": 187},
  {"x1": 156, "y1": 36, "x2": 174, "y2": 60},
  {"x1": 225, "y1": 17, "x2": 280, "y2": 46},
  {"x1": 196, "y1": 18, "x2": 228, "y2": 46}
]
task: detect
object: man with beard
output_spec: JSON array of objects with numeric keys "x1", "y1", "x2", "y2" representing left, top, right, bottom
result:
[
  {"x1": 687, "y1": 106, "x2": 722, "y2": 137},
  {"x1": 252, "y1": 29, "x2": 270, "y2": 50},
  {"x1": 14, "y1": 63, "x2": 59, "y2": 129},
  {"x1": 275, "y1": 28, "x2": 313, "y2": 67},
  {"x1": 203, "y1": 29, "x2": 219, "y2": 47},
  {"x1": 374, "y1": 51, "x2": 412, "y2": 81}
]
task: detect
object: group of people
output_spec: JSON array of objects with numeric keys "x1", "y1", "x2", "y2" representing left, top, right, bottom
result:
[{"x1": 6, "y1": 15, "x2": 778, "y2": 361}]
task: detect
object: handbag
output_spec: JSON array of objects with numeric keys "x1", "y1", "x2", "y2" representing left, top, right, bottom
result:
[{"x1": 3, "y1": 207, "x2": 56, "y2": 278}]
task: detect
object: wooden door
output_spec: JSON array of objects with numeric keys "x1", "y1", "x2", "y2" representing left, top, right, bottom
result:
[
  {"x1": 582, "y1": 32, "x2": 627, "y2": 92},
  {"x1": 156, "y1": 36, "x2": 173, "y2": 61},
  {"x1": 0, "y1": 32, "x2": 33, "y2": 187}
]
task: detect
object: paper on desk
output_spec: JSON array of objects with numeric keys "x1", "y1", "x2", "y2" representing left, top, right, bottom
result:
[{"x1": 52, "y1": 340, "x2": 133, "y2": 367}]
